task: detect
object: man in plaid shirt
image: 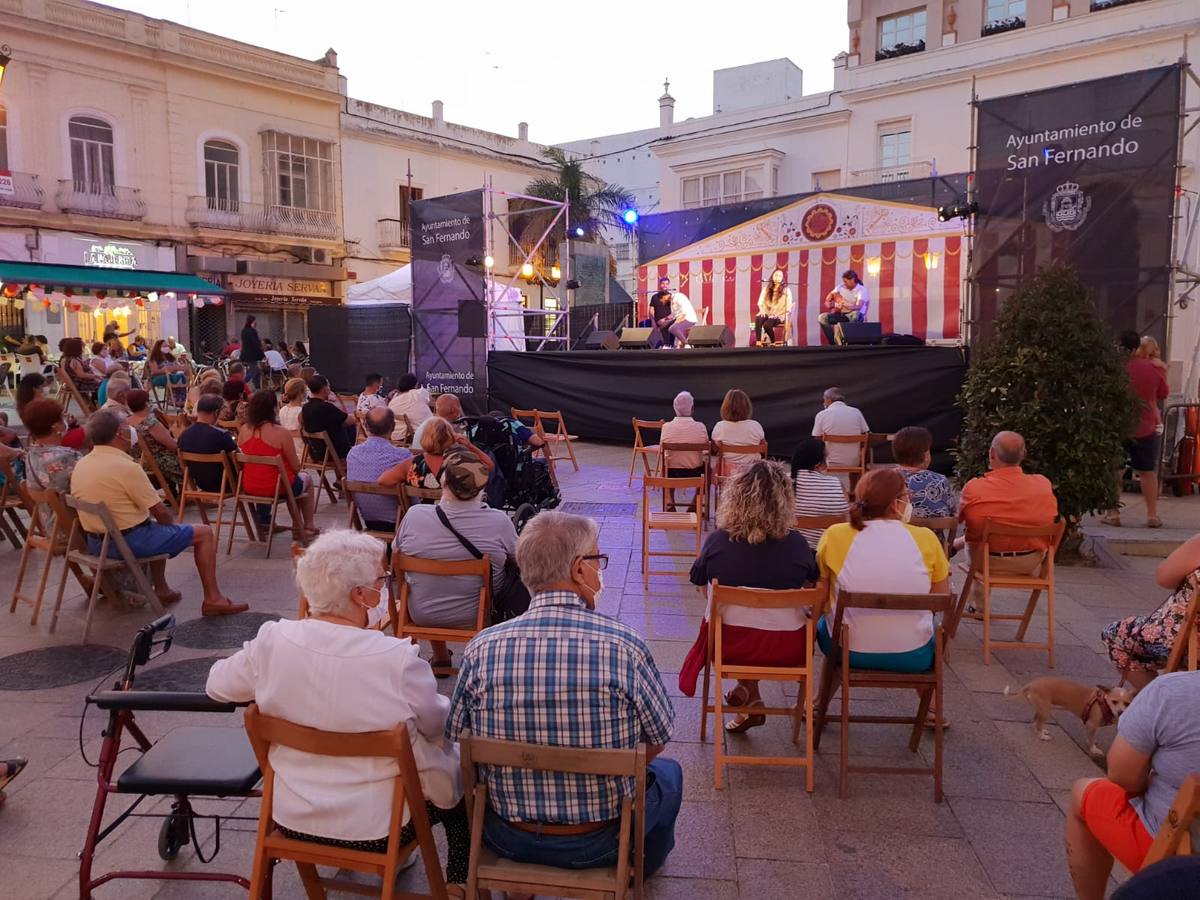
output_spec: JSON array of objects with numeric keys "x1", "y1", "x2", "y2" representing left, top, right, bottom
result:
[{"x1": 448, "y1": 510, "x2": 681, "y2": 877}]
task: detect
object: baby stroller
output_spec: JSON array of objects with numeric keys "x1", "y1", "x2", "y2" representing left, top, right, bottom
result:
[{"x1": 467, "y1": 414, "x2": 561, "y2": 532}]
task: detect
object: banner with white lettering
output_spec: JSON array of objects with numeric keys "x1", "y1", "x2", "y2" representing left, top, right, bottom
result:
[
  {"x1": 410, "y1": 189, "x2": 487, "y2": 414},
  {"x1": 973, "y1": 66, "x2": 1181, "y2": 344}
]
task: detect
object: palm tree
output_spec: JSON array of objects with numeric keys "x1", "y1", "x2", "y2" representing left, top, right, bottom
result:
[{"x1": 517, "y1": 148, "x2": 636, "y2": 257}]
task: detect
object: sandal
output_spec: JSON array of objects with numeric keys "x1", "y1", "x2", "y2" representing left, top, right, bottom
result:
[
  {"x1": 724, "y1": 684, "x2": 751, "y2": 707},
  {"x1": 1146, "y1": 517, "x2": 1163, "y2": 529},
  {"x1": 725, "y1": 700, "x2": 766, "y2": 734},
  {"x1": 430, "y1": 651, "x2": 453, "y2": 679},
  {"x1": 0, "y1": 758, "x2": 28, "y2": 808}
]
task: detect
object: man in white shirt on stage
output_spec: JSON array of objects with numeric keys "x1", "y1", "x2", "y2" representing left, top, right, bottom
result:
[
  {"x1": 667, "y1": 286, "x2": 699, "y2": 348},
  {"x1": 812, "y1": 386, "x2": 869, "y2": 489},
  {"x1": 818, "y1": 270, "x2": 869, "y2": 345}
]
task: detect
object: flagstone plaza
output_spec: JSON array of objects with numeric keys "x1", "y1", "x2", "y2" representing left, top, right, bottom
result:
[{"x1": 0, "y1": 441, "x2": 1176, "y2": 899}]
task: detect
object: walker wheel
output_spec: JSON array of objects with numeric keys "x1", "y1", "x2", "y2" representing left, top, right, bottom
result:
[
  {"x1": 512, "y1": 503, "x2": 537, "y2": 534},
  {"x1": 158, "y1": 811, "x2": 188, "y2": 860}
]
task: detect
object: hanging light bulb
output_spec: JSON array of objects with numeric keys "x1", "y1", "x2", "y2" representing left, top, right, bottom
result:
[
  {"x1": 551, "y1": 264, "x2": 562, "y2": 281},
  {"x1": 923, "y1": 251, "x2": 940, "y2": 270},
  {"x1": 147, "y1": 291, "x2": 158, "y2": 303},
  {"x1": 520, "y1": 262, "x2": 534, "y2": 280},
  {"x1": 866, "y1": 257, "x2": 882, "y2": 276}
]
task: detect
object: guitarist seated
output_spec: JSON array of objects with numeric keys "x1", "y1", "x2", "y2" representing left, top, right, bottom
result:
[{"x1": 818, "y1": 269, "x2": 869, "y2": 345}]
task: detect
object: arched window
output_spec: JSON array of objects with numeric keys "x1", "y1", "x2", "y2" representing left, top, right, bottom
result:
[
  {"x1": 203, "y1": 139, "x2": 240, "y2": 212},
  {"x1": 68, "y1": 116, "x2": 115, "y2": 194}
]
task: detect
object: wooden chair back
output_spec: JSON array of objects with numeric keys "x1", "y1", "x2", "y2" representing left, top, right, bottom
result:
[
  {"x1": 177, "y1": 450, "x2": 243, "y2": 547},
  {"x1": 57, "y1": 364, "x2": 95, "y2": 417},
  {"x1": 459, "y1": 732, "x2": 645, "y2": 900},
  {"x1": 243, "y1": 704, "x2": 448, "y2": 900},
  {"x1": 401, "y1": 483, "x2": 443, "y2": 514},
  {"x1": 533, "y1": 408, "x2": 580, "y2": 472},
  {"x1": 299, "y1": 429, "x2": 345, "y2": 508},
  {"x1": 1142, "y1": 774, "x2": 1200, "y2": 864},
  {"x1": 867, "y1": 432, "x2": 896, "y2": 467},
  {"x1": 794, "y1": 513, "x2": 849, "y2": 532},
  {"x1": 910, "y1": 515, "x2": 958, "y2": 560},
  {"x1": 820, "y1": 433, "x2": 869, "y2": 485},
  {"x1": 815, "y1": 590, "x2": 954, "y2": 801},
  {"x1": 703, "y1": 581, "x2": 826, "y2": 791},
  {"x1": 137, "y1": 442, "x2": 181, "y2": 516},
  {"x1": 628, "y1": 418, "x2": 666, "y2": 488},
  {"x1": 641, "y1": 475, "x2": 705, "y2": 587},
  {"x1": 226, "y1": 453, "x2": 305, "y2": 558},
  {"x1": 391, "y1": 552, "x2": 493, "y2": 670},
  {"x1": 0, "y1": 455, "x2": 26, "y2": 548},
  {"x1": 343, "y1": 480, "x2": 403, "y2": 541},
  {"x1": 1163, "y1": 574, "x2": 1200, "y2": 675},
  {"x1": 10, "y1": 482, "x2": 70, "y2": 626}
]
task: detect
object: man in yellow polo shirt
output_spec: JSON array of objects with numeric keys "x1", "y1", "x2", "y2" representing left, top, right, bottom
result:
[{"x1": 70, "y1": 410, "x2": 246, "y2": 617}]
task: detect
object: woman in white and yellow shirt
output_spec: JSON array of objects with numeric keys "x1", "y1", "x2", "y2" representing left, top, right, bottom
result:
[{"x1": 816, "y1": 467, "x2": 949, "y2": 672}]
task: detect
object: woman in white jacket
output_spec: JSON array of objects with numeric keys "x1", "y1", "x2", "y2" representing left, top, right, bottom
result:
[{"x1": 206, "y1": 530, "x2": 468, "y2": 885}]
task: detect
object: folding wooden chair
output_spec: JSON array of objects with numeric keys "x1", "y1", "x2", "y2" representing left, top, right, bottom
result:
[
  {"x1": 700, "y1": 581, "x2": 826, "y2": 791},
  {"x1": 138, "y1": 444, "x2": 181, "y2": 517},
  {"x1": 392, "y1": 413, "x2": 416, "y2": 448},
  {"x1": 9, "y1": 484, "x2": 94, "y2": 626},
  {"x1": 226, "y1": 453, "x2": 307, "y2": 558},
  {"x1": 628, "y1": 418, "x2": 665, "y2": 487},
  {"x1": 1142, "y1": 774, "x2": 1200, "y2": 865},
  {"x1": 299, "y1": 429, "x2": 345, "y2": 509},
  {"x1": 244, "y1": 704, "x2": 449, "y2": 900},
  {"x1": 641, "y1": 475, "x2": 704, "y2": 587},
  {"x1": 390, "y1": 552, "x2": 492, "y2": 676},
  {"x1": 949, "y1": 519, "x2": 1065, "y2": 666},
  {"x1": 510, "y1": 407, "x2": 562, "y2": 484},
  {"x1": 400, "y1": 484, "x2": 443, "y2": 518},
  {"x1": 867, "y1": 432, "x2": 897, "y2": 468},
  {"x1": 1161, "y1": 574, "x2": 1200, "y2": 675},
  {"x1": 534, "y1": 408, "x2": 580, "y2": 473},
  {"x1": 0, "y1": 361, "x2": 14, "y2": 405},
  {"x1": 54, "y1": 496, "x2": 167, "y2": 643},
  {"x1": 177, "y1": 451, "x2": 247, "y2": 548},
  {"x1": 711, "y1": 441, "x2": 768, "y2": 512},
  {"x1": 58, "y1": 364, "x2": 96, "y2": 418},
  {"x1": 344, "y1": 480, "x2": 404, "y2": 542},
  {"x1": 459, "y1": 732, "x2": 645, "y2": 900},
  {"x1": 813, "y1": 590, "x2": 954, "y2": 802},
  {"x1": 910, "y1": 516, "x2": 958, "y2": 562},
  {"x1": 0, "y1": 456, "x2": 27, "y2": 549},
  {"x1": 658, "y1": 441, "x2": 712, "y2": 518},
  {"x1": 820, "y1": 433, "x2": 869, "y2": 491}
]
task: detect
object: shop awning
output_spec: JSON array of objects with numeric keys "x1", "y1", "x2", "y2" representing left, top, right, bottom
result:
[{"x1": 0, "y1": 261, "x2": 226, "y2": 295}]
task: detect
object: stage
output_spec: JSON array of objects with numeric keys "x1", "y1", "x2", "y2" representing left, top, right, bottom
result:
[{"x1": 487, "y1": 345, "x2": 968, "y2": 463}]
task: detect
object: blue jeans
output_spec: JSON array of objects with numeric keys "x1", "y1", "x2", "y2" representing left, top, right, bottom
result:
[{"x1": 481, "y1": 757, "x2": 682, "y2": 878}]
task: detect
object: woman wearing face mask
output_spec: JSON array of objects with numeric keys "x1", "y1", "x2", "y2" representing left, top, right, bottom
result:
[
  {"x1": 206, "y1": 530, "x2": 471, "y2": 887},
  {"x1": 816, "y1": 467, "x2": 950, "y2": 680}
]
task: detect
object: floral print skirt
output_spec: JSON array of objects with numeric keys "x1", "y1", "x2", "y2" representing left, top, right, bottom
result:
[{"x1": 1101, "y1": 576, "x2": 1195, "y2": 672}]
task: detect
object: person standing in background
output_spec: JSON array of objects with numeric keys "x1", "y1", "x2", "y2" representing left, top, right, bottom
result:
[
  {"x1": 1105, "y1": 331, "x2": 1169, "y2": 529},
  {"x1": 239, "y1": 315, "x2": 265, "y2": 388}
]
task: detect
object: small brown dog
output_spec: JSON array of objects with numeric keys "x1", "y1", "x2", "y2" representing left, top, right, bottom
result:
[{"x1": 1005, "y1": 677, "x2": 1136, "y2": 757}]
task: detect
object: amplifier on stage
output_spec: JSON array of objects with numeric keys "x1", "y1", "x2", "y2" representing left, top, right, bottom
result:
[
  {"x1": 687, "y1": 325, "x2": 735, "y2": 348},
  {"x1": 840, "y1": 322, "x2": 883, "y2": 345},
  {"x1": 618, "y1": 327, "x2": 664, "y2": 350}
]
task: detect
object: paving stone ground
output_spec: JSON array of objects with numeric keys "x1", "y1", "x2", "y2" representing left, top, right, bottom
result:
[{"x1": 0, "y1": 439, "x2": 1185, "y2": 899}]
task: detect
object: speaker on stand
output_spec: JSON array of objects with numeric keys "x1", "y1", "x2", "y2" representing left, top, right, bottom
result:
[{"x1": 686, "y1": 324, "x2": 735, "y2": 348}]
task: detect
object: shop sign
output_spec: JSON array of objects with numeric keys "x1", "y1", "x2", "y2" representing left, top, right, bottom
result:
[
  {"x1": 83, "y1": 243, "x2": 139, "y2": 269},
  {"x1": 225, "y1": 274, "x2": 332, "y2": 298},
  {"x1": 0, "y1": 171, "x2": 14, "y2": 197}
]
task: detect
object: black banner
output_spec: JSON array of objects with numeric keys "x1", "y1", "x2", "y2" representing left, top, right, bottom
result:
[
  {"x1": 973, "y1": 66, "x2": 1181, "y2": 344},
  {"x1": 410, "y1": 189, "x2": 487, "y2": 414}
]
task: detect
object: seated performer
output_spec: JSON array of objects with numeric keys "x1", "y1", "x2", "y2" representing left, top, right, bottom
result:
[
  {"x1": 754, "y1": 267, "x2": 793, "y2": 346},
  {"x1": 818, "y1": 270, "x2": 869, "y2": 345},
  {"x1": 668, "y1": 282, "x2": 699, "y2": 347},
  {"x1": 638, "y1": 276, "x2": 678, "y2": 347}
]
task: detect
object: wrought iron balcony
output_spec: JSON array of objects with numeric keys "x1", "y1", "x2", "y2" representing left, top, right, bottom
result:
[
  {"x1": 377, "y1": 218, "x2": 412, "y2": 250},
  {"x1": 849, "y1": 160, "x2": 933, "y2": 186},
  {"x1": 186, "y1": 197, "x2": 339, "y2": 239},
  {"x1": 0, "y1": 172, "x2": 46, "y2": 210},
  {"x1": 56, "y1": 181, "x2": 145, "y2": 220}
]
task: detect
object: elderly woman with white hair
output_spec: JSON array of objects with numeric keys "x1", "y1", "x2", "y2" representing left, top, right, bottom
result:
[
  {"x1": 659, "y1": 389, "x2": 710, "y2": 509},
  {"x1": 205, "y1": 530, "x2": 471, "y2": 885}
]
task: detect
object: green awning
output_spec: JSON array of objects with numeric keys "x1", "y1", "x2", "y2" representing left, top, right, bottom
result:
[{"x1": 0, "y1": 261, "x2": 226, "y2": 295}]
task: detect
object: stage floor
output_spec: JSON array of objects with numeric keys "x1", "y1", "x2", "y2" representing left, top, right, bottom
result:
[{"x1": 487, "y1": 344, "x2": 967, "y2": 460}]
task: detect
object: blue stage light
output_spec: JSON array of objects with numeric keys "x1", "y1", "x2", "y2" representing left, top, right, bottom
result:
[
  {"x1": 574, "y1": 226, "x2": 586, "y2": 237},
  {"x1": 623, "y1": 208, "x2": 639, "y2": 225}
]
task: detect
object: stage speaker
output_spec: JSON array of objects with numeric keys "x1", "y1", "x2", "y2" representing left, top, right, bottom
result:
[
  {"x1": 882, "y1": 333, "x2": 925, "y2": 346},
  {"x1": 687, "y1": 324, "x2": 735, "y2": 348},
  {"x1": 618, "y1": 327, "x2": 664, "y2": 350},
  {"x1": 582, "y1": 330, "x2": 620, "y2": 351},
  {"x1": 457, "y1": 298, "x2": 487, "y2": 338},
  {"x1": 841, "y1": 322, "x2": 883, "y2": 345}
]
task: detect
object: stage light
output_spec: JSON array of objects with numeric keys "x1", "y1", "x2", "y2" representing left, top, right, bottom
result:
[
  {"x1": 520, "y1": 262, "x2": 534, "y2": 280},
  {"x1": 465, "y1": 256, "x2": 482, "y2": 268},
  {"x1": 565, "y1": 278, "x2": 581, "y2": 290},
  {"x1": 550, "y1": 264, "x2": 561, "y2": 281},
  {"x1": 937, "y1": 202, "x2": 979, "y2": 222},
  {"x1": 573, "y1": 226, "x2": 585, "y2": 238},
  {"x1": 937, "y1": 205, "x2": 952, "y2": 222},
  {"x1": 483, "y1": 255, "x2": 494, "y2": 269},
  {"x1": 866, "y1": 257, "x2": 882, "y2": 276},
  {"x1": 923, "y1": 251, "x2": 940, "y2": 270},
  {"x1": 622, "y1": 208, "x2": 639, "y2": 225}
]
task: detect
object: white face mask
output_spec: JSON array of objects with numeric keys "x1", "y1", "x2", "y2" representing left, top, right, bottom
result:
[
  {"x1": 365, "y1": 580, "x2": 390, "y2": 629},
  {"x1": 900, "y1": 501, "x2": 913, "y2": 523},
  {"x1": 590, "y1": 568, "x2": 605, "y2": 609},
  {"x1": 128, "y1": 426, "x2": 139, "y2": 448}
]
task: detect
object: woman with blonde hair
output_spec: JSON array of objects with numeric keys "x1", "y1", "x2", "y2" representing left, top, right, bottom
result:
[
  {"x1": 381, "y1": 416, "x2": 492, "y2": 490},
  {"x1": 184, "y1": 368, "x2": 223, "y2": 416},
  {"x1": 678, "y1": 459, "x2": 819, "y2": 732},
  {"x1": 711, "y1": 388, "x2": 766, "y2": 472},
  {"x1": 1136, "y1": 336, "x2": 1168, "y2": 373}
]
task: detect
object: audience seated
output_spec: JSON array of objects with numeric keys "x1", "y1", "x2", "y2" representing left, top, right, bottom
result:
[
  {"x1": 177, "y1": 395, "x2": 238, "y2": 492},
  {"x1": 237, "y1": 390, "x2": 318, "y2": 539},
  {"x1": 394, "y1": 417, "x2": 493, "y2": 491},
  {"x1": 146, "y1": 339, "x2": 188, "y2": 399},
  {"x1": 659, "y1": 390, "x2": 709, "y2": 476},
  {"x1": 892, "y1": 426, "x2": 957, "y2": 518},
  {"x1": 70, "y1": 410, "x2": 246, "y2": 616},
  {"x1": 393, "y1": 447, "x2": 516, "y2": 672},
  {"x1": 1066, "y1": 671, "x2": 1200, "y2": 899},
  {"x1": 346, "y1": 407, "x2": 412, "y2": 531},
  {"x1": 958, "y1": 431, "x2": 1059, "y2": 606},
  {"x1": 219, "y1": 380, "x2": 247, "y2": 425},
  {"x1": 356, "y1": 372, "x2": 387, "y2": 416},
  {"x1": 447, "y1": 511, "x2": 681, "y2": 878},
  {"x1": 184, "y1": 368, "x2": 223, "y2": 417},
  {"x1": 816, "y1": 468, "x2": 949, "y2": 677},
  {"x1": 811, "y1": 386, "x2": 869, "y2": 487},
  {"x1": 127, "y1": 389, "x2": 182, "y2": 493},
  {"x1": 226, "y1": 362, "x2": 253, "y2": 400},
  {"x1": 16, "y1": 372, "x2": 47, "y2": 419},
  {"x1": 711, "y1": 388, "x2": 765, "y2": 472},
  {"x1": 679, "y1": 461, "x2": 819, "y2": 732},
  {"x1": 205, "y1": 530, "x2": 469, "y2": 886},
  {"x1": 22, "y1": 398, "x2": 82, "y2": 496},
  {"x1": 301, "y1": 375, "x2": 355, "y2": 461},
  {"x1": 99, "y1": 371, "x2": 133, "y2": 413},
  {"x1": 60, "y1": 337, "x2": 101, "y2": 393},
  {"x1": 278, "y1": 377, "x2": 307, "y2": 437},
  {"x1": 89, "y1": 341, "x2": 120, "y2": 378},
  {"x1": 387, "y1": 373, "x2": 433, "y2": 443},
  {"x1": 791, "y1": 437, "x2": 850, "y2": 548},
  {"x1": 1103, "y1": 533, "x2": 1200, "y2": 689}
]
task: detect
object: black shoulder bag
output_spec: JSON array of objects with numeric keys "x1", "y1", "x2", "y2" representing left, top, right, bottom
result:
[{"x1": 435, "y1": 506, "x2": 530, "y2": 622}]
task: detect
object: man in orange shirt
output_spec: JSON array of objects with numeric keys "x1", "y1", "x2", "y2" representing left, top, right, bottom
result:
[{"x1": 959, "y1": 431, "x2": 1059, "y2": 602}]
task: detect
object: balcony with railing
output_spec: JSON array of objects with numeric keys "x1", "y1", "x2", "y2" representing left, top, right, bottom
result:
[
  {"x1": 377, "y1": 218, "x2": 412, "y2": 251},
  {"x1": 185, "y1": 196, "x2": 339, "y2": 239},
  {"x1": 0, "y1": 172, "x2": 47, "y2": 210},
  {"x1": 56, "y1": 181, "x2": 145, "y2": 220},
  {"x1": 849, "y1": 160, "x2": 934, "y2": 186}
]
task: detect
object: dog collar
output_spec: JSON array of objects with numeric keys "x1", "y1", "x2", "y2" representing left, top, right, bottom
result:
[{"x1": 1082, "y1": 687, "x2": 1116, "y2": 727}]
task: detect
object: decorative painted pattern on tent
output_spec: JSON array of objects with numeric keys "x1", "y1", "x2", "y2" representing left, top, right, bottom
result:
[{"x1": 636, "y1": 194, "x2": 967, "y2": 347}]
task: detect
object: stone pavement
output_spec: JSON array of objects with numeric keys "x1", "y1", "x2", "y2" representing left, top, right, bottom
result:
[{"x1": 0, "y1": 440, "x2": 1184, "y2": 899}]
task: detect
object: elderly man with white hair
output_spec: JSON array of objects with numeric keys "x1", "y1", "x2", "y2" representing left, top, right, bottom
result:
[
  {"x1": 811, "y1": 386, "x2": 869, "y2": 488},
  {"x1": 206, "y1": 530, "x2": 472, "y2": 885},
  {"x1": 659, "y1": 390, "x2": 710, "y2": 510},
  {"x1": 447, "y1": 511, "x2": 681, "y2": 881}
]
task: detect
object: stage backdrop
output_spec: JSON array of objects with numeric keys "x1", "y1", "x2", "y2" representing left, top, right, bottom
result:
[
  {"x1": 488, "y1": 346, "x2": 967, "y2": 464},
  {"x1": 636, "y1": 193, "x2": 967, "y2": 348},
  {"x1": 973, "y1": 65, "x2": 1182, "y2": 345},
  {"x1": 410, "y1": 189, "x2": 488, "y2": 414}
]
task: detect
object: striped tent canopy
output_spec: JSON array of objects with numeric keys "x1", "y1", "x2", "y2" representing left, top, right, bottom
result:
[{"x1": 636, "y1": 193, "x2": 968, "y2": 347}]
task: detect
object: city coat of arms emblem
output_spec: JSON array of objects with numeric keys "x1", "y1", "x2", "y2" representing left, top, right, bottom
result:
[
  {"x1": 438, "y1": 253, "x2": 455, "y2": 284},
  {"x1": 1043, "y1": 181, "x2": 1092, "y2": 233}
]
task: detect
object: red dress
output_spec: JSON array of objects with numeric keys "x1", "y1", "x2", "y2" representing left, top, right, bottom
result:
[{"x1": 239, "y1": 429, "x2": 295, "y2": 496}]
